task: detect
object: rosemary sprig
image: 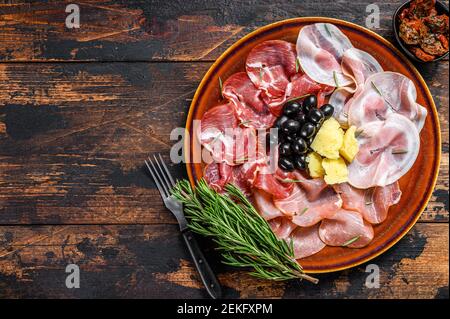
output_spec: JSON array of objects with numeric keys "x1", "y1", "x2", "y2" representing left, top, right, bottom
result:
[
  {"x1": 324, "y1": 24, "x2": 332, "y2": 37},
  {"x1": 171, "y1": 179, "x2": 318, "y2": 283},
  {"x1": 341, "y1": 236, "x2": 360, "y2": 247},
  {"x1": 298, "y1": 207, "x2": 309, "y2": 216},
  {"x1": 218, "y1": 76, "x2": 224, "y2": 99},
  {"x1": 286, "y1": 93, "x2": 311, "y2": 104},
  {"x1": 333, "y1": 71, "x2": 340, "y2": 88},
  {"x1": 391, "y1": 148, "x2": 408, "y2": 154},
  {"x1": 295, "y1": 57, "x2": 300, "y2": 73}
]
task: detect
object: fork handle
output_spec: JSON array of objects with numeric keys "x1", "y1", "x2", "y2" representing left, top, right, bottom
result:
[{"x1": 182, "y1": 229, "x2": 222, "y2": 299}]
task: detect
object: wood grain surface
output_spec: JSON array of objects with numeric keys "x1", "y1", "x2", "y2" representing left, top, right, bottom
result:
[{"x1": 0, "y1": 0, "x2": 448, "y2": 299}]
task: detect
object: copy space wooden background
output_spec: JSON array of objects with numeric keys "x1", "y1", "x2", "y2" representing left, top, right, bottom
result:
[{"x1": 0, "y1": 0, "x2": 448, "y2": 299}]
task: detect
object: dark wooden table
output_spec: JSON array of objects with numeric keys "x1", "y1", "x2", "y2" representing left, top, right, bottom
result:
[{"x1": 0, "y1": 0, "x2": 448, "y2": 299}]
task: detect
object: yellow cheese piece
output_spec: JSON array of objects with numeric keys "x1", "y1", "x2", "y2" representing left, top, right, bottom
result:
[
  {"x1": 339, "y1": 125, "x2": 359, "y2": 163},
  {"x1": 322, "y1": 157, "x2": 348, "y2": 185},
  {"x1": 311, "y1": 118, "x2": 344, "y2": 159},
  {"x1": 307, "y1": 152, "x2": 325, "y2": 178}
]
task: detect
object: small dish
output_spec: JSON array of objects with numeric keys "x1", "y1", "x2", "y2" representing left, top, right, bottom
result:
[{"x1": 393, "y1": 0, "x2": 449, "y2": 63}]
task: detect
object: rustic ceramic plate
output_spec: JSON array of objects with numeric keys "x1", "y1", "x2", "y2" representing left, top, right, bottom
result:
[{"x1": 185, "y1": 17, "x2": 441, "y2": 273}]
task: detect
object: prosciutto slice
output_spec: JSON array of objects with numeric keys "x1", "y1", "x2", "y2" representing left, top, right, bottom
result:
[
  {"x1": 329, "y1": 48, "x2": 383, "y2": 126},
  {"x1": 246, "y1": 40, "x2": 297, "y2": 100},
  {"x1": 296, "y1": 23, "x2": 354, "y2": 87},
  {"x1": 222, "y1": 72, "x2": 276, "y2": 129},
  {"x1": 197, "y1": 103, "x2": 257, "y2": 165},
  {"x1": 348, "y1": 72, "x2": 427, "y2": 132},
  {"x1": 274, "y1": 180, "x2": 342, "y2": 227},
  {"x1": 333, "y1": 182, "x2": 402, "y2": 224},
  {"x1": 348, "y1": 113, "x2": 420, "y2": 189},
  {"x1": 268, "y1": 217, "x2": 297, "y2": 239},
  {"x1": 290, "y1": 224, "x2": 326, "y2": 259},
  {"x1": 319, "y1": 209, "x2": 374, "y2": 248},
  {"x1": 253, "y1": 190, "x2": 285, "y2": 220}
]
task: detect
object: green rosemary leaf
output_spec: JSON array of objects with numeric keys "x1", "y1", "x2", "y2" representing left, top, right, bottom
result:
[{"x1": 342, "y1": 236, "x2": 360, "y2": 247}]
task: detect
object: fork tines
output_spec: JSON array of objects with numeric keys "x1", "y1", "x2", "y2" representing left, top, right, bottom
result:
[{"x1": 144, "y1": 154, "x2": 176, "y2": 199}]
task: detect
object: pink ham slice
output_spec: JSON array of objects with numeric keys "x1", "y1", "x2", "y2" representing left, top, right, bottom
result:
[
  {"x1": 246, "y1": 40, "x2": 297, "y2": 100},
  {"x1": 222, "y1": 72, "x2": 276, "y2": 129},
  {"x1": 348, "y1": 113, "x2": 420, "y2": 189},
  {"x1": 290, "y1": 224, "x2": 326, "y2": 259},
  {"x1": 296, "y1": 23, "x2": 354, "y2": 87},
  {"x1": 333, "y1": 182, "x2": 402, "y2": 224},
  {"x1": 319, "y1": 209, "x2": 374, "y2": 248},
  {"x1": 253, "y1": 189, "x2": 285, "y2": 220},
  {"x1": 274, "y1": 178, "x2": 342, "y2": 227},
  {"x1": 268, "y1": 217, "x2": 297, "y2": 239},
  {"x1": 203, "y1": 162, "x2": 232, "y2": 192},
  {"x1": 197, "y1": 103, "x2": 257, "y2": 165},
  {"x1": 329, "y1": 48, "x2": 383, "y2": 126},
  {"x1": 347, "y1": 72, "x2": 427, "y2": 132}
]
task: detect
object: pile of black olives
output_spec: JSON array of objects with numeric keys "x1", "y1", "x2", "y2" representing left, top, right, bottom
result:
[{"x1": 274, "y1": 95, "x2": 334, "y2": 171}]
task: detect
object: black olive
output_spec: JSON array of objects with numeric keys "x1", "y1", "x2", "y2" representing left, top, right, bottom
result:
[
  {"x1": 266, "y1": 131, "x2": 279, "y2": 149},
  {"x1": 285, "y1": 134, "x2": 297, "y2": 143},
  {"x1": 295, "y1": 112, "x2": 307, "y2": 125},
  {"x1": 321, "y1": 104, "x2": 335, "y2": 119},
  {"x1": 279, "y1": 157, "x2": 295, "y2": 171},
  {"x1": 299, "y1": 122, "x2": 316, "y2": 139},
  {"x1": 283, "y1": 102, "x2": 301, "y2": 118},
  {"x1": 279, "y1": 142, "x2": 292, "y2": 156},
  {"x1": 292, "y1": 137, "x2": 308, "y2": 154},
  {"x1": 302, "y1": 95, "x2": 317, "y2": 113},
  {"x1": 306, "y1": 136, "x2": 315, "y2": 146},
  {"x1": 293, "y1": 155, "x2": 307, "y2": 170},
  {"x1": 307, "y1": 108, "x2": 324, "y2": 124},
  {"x1": 281, "y1": 119, "x2": 300, "y2": 135},
  {"x1": 275, "y1": 115, "x2": 289, "y2": 129}
]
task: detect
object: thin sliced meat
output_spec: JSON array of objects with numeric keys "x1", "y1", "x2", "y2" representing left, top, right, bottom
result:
[
  {"x1": 274, "y1": 183, "x2": 342, "y2": 227},
  {"x1": 333, "y1": 182, "x2": 402, "y2": 224},
  {"x1": 246, "y1": 40, "x2": 297, "y2": 100},
  {"x1": 253, "y1": 190, "x2": 285, "y2": 220},
  {"x1": 197, "y1": 103, "x2": 258, "y2": 165},
  {"x1": 296, "y1": 23, "x2": 354, "y2": 87},
  {"x1": 348, "y1": 113, "x2": 420, "y2": 189},
  {"x1": 348, "y1": 72, "x2": 427, "y2": 132},
  {"x1": 290, "y1": 224, "x2": 326, "y2": 259},
  {"x1": 253, "y1": 164, "x2": 294, "y2": 199},
  {"x1": 268, "y1": 217, "x2": 297, "y2": 239},
  {"x1": 319, "y1": 209, "x2": 374, "y2": 248},
  {"x1": 329, "y1": 48, "x2": 383, "y2": 126},
  {"x1": 222, "y1": 72, "x2": 276, "y2": 129},
  {"x1": 203, "y1": 162, "x2": 232, "y2": 192}
]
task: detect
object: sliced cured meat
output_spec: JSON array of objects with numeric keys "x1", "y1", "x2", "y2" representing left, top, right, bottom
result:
[
  {"x1": 341, "y1": 48, "x2": 383, "y2": 90},
  {"x1": 274, "y1": 182, "x2": 342, "y2": 227},
  {"x1": 319, "y1": 209, "x2": 374, "y2": 248},
  {"x1": 203, "y1": 162, "x2": 232, "y2": 192},
  {"x1": 296, "y1": 23, "x2": 354, "y2": 87},
  {"x1": 263, "y1": 73, "x2": 333, "y2": 116},
  {"x1": 268, "y1": 217, "x2": 297, "y2": 239},
  {"x1": 348, "y1": 113, "x2": 420, "y2": 189},
  {"x1": 290, "y1": 224, "x2": 326, "y2": 259},
  {"x1": 253, "y1": 190, "x2": 284, "y2": 220},
  {"x1": 347, "y1": 72, "x2": 427, "y2": 132},
  {"x1": 333, "y1": 182, "x2": 402, "y2": 224},
  {"x1": 222, "y1": 72, "x2": 277, "y2": 129},
  {"x1": 253, "y1": 164, "x2": 294, "y2": 199},
  {"x1": 246, "y1": 40, "x2": 297, "y2": 100},
  {"x1": 197, "y1": 103, "x2": 258, "y2": 165},
  {"x1": 328, "y1": 48, "x2": 383, "y2": 126}
]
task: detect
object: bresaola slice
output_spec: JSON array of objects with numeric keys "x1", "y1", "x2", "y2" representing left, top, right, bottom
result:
[
  {"x1": 319, "y1": 209, "x2": 374, "y2": 248},
  {"x1": 348, "y1": 113, "x2": 420, "y2": 189},
  {"x1": 333, "y1": 182, "x2": 402, "y2": 224},
  {"x1": 348, "y1": 72, "x2": 427, "y2": 132},
  {"x1": 222, "y1": 72, "x2": 277, "y2": 129},
  {"x1": 296, "y1": 23, "x2": 354, "y2": 87}
]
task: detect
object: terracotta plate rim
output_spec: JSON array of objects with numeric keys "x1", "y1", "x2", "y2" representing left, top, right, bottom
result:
[{"x1": 184, "y1": 17, "x2": 441, "y2": 273}]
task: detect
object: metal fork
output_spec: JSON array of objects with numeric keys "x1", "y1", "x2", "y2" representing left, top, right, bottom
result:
[{"x1": 145, "y1": 154, "x2": 222, "y2": 299}]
